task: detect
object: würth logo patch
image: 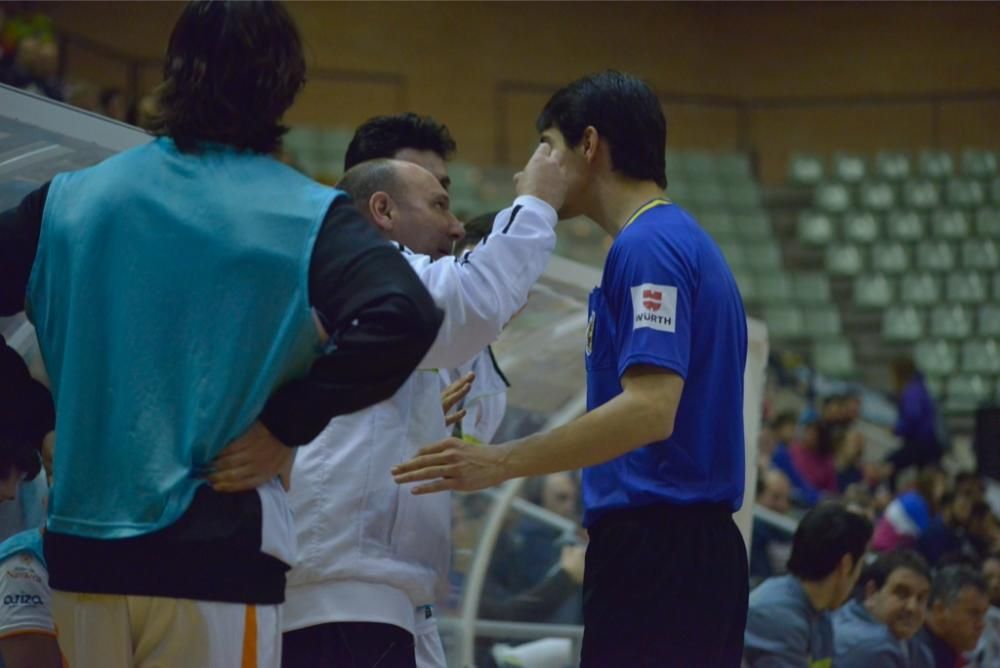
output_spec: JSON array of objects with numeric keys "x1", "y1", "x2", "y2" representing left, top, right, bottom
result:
[{"x1": 631, "y1": 283, "x2": 677, "y2": 333}]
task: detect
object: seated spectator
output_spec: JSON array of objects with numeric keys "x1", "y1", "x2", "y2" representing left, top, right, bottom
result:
[
  {"x1": 745, "y1": 501, "x2": 873, "y2": 668},
  {"x1": 972, "y1": 554, "x2": 1000, "y2": 668},
  {"x1": 873, "y1": 468, "x2": 945, "y2": 552},
  {"x1": 791, "y1": 415, "x2": 839, "y2": 495},
  {"x1": 770, "y1": 411, "x2": 821, "y2": 507},
  {"x1": 751, "y1": 468, "x2": 794, "y2": 584},
  {"x1": 919, "y1": 491, "x2": 979, "y2": 566},
  {"x1": 887, "y1": 357, "x2": 942, "y2": 476},
  {"x1": 913, "y1": 565, "x2": 989, "y2": 668},
  {"x1": 833, "y1": 549, "x2": 930, "y2": 667},
  {"x1": 956, "y1": 472, "x2": 986, "y2": 506},
  {"x1": 834, "y1": 428, "x2": 865, "y2": 492}
]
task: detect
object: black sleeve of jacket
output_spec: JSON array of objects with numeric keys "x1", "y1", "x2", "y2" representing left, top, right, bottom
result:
[
  {"x1": 258, "y1": 197, "x2": 443, "y2": 446},
  {"x1": 0, "y1": 182, "x2": 49, "y2": 315},
  {"x1": 0, "y1": 335, "x2": 55, "y2": 444}
]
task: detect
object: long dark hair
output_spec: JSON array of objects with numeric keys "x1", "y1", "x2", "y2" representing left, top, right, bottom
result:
[{"x1": 148, "y1": 1, "x2": 306, "y2": 154}]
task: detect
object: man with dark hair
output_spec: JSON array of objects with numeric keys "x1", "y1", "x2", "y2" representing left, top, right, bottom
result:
[
  {"x1": 344, "y1": 112, "x2": 456, "y2": 188},
  {"x1": 0, "y1": 2, "x2": 442, "y2": 666},
  {"x1": 282, "y1": 149, "x2": 567, "y2": 668},
  {"x1": 395, "y1": 70, "x2": 750, "y2": 666},
  {"x1": 833, "y1": 549, "x2": 930, "y2": 667},
  {"x1": 744, "y1": 502, "x2": 873, "y2": 667},
  {"x1": 913, "y1": 565, "x2": 989, "y2": 668},
  {"x1": 0, "y1": 336, "x2": 50, "y2": 501}
]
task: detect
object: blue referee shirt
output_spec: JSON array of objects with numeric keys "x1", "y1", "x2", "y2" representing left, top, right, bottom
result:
[{"x1": 581, "y1": 198, "x2": 748, "y2": 527}]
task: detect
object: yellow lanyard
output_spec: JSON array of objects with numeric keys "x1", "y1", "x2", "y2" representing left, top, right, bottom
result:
[{"x1": 623, "y1": 196, "x2": 672, "y2": 230}]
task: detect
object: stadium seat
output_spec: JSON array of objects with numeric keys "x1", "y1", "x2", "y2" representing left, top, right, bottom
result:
[
  {"x1": 746, "y1": 241, "x2": 783, "y2": 272},
  {"x1": 962, "y1": 339, "x2": 1000, "y2": 374},
  {"x1": 961, "y1": 149, "x2": 998, "y2": 178},
  {"x1": 832, "y1": 153, "x2": 867, "y2": 183},
  {"x1": 994, "y1": 273, "x2": 1000, "y2": 301},
  {"x1": 962, "y1": 239, "x2": 1000, "y2": 271},
  {"x1": 803, "y1": 306, "x2": 842, "y2": 339},
  {"x1": 843, "y1": 210, "x2": 881, "y2": 243},
  {"x1": 725, "y1": 183, "x2": 762, "y2": 209},
  {"x1": 916, "y1": 240, "x2": 956, "y2": 272},
  {"x1": 765, "y1": 306, "x2": 805, "y2": 339},
  {"x1": 946, "y1": 374, "x2": 992, "y2": 413},
  {"x1": 870, "y1": 242, "x2": 910, "y2": 274},
  {"x1": 874, "y1": 151, "x2": 911, "y2": 182},
  {"x1": 720, "y1": 242, "x2": 748, "y2": 270},
  {"x1": 733, "y1": 210, "x2": 772, "y2": 241},
  {"x1": 756, "y1": 273, "x2": 793, "y2": 304},
  {"x1": 684, "y1": 152, "x2": 716, "y2": 180},
  {"x1": 815, "y1": 183, "x2": 852, "y2": 212},
  {"x1": 914, "y1": 340, "x2": 958, "y2": 376},
  {"x1": 975, "y1": 208, "x2": 1000, "y2": 238},
  {"x1": 885, "y1": 210, "x2": 926, "y2": 242},
  {"x1": 792, "y1": 273, "x2": 832, "y2": 303},
  {"x1": 930, "y1": 208, "x2": 971, "y2": 239},
  {"x1": 858, "y1": 181, "x2": 896, "y2": 211},
  {"x1": 826, "y1": 244, "x2": 865, "y2": 276},
  {"x1": 788, "y1": 153, "x2": 824, "y2": 186},
  {"x1": 991, "y1": 178, "x2": 1000, "y2": 205},
  {"x1": 700, "y1": 210, "x2": 736, "y2": 240},
  {"x1": 717, "y1": 153, "x2": 753, "y2": 182},
  {"x1": 882, "y1": 306, "x2": 924, "y2": 341},
  {"x1": 929, "y1": 304, "x2": 973, "y2": 339},
  {"x1": 900, "y1": 273, "x2": 941, "y2": 305},
  {"x1": 903, "y1": 179, "x2": 941, "y2": 210},
  {"x1": 925, "y1": 376, "x2": 946, "y2": 399},
  {"x1": 799, "y1": 210, "x2": 836, "y2": 245},
  {"x1": 854, "y1": 273, "x2": 894, "y2": 308},
  {"x1": 689, "y1": 182, "x2": 727, "y2": 209},
  {"x1": 918, "y1": 150, "x2": 954, "y2": 180},
  {"x1": 812, "y1": 341, "x2": 856, "y2": 377},
  {"x1": 946, "y1": 177, "x2": 987, "y2": 208},
  {"x1": 979, "y1": 305, "x2": 1000, "y2": 337},
  {"x1": 946, "y1": 272, "x2": 988, "y2": 304},
  {"x1": 734, "y1": 272, "x2": 759, "y2": 303}
]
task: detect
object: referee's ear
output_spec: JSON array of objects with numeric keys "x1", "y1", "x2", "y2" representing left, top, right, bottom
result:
[{"x1": 369, "y1": 191, "x2": 395, "y2": 233}]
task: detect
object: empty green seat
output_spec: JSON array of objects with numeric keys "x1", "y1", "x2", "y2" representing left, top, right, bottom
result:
[
  {"x1": 725, "y1": 183, "x2": 761, "y2": 209},
  {"x1": 717, "y1": 153, "x2": 753, "y2": 182},
  {"x1": 875, "y1": 152, "x2": 911, "y2": 181},
  {"x1": 991, "y1": 178, "x2": 1000, "y2": 205},
  {"x1": 700, "y1": 210, "x2": 735, "y2": 240},
  {"x1": 792, "y1": 273, "x2": 832, "y2": 303},
  {"x1": 859, "y1": 181, "x2": 896, "y2": 211},
  {"x1": 799, "y1": 210, "x2": 835, "y2": 245},
  {"x1": 915, "y1": 340, "x2": 958, "y2": 376},
  {"x1": 720, "y1": 242, "x2": 747, "y2": 270},
  {"x1": 930, "y1": 209, "x2": 971, "y2": 239},
  {"x1": 832, "y1": 153, "x2": 867, "y2": 183},
  {"x1": 733, "y1": 210, "x2": 772, "y2": 240},
  {"x1": 925, "y1": 376, "x2": 946, "y2": 398},
  {"x1": 900, "y1": 273, "x2": 941, "y2": 305},
  {"x1": 979, "y1": 305, "x2": 1000, "y2": 337},
  {"x1": 886, "y1": 210, "x2": 926, "y2": 242},
  {"x1": 945, "y1": 374, "x2": 991, "y2": 413},
  {"x1": 918, "y1": 150, "x2": 954, "y2": 180},
  {"x1": 685, "y1": 152, "x2": 716, "y2": 179},
  {"x1": 789, "y1": 153, "x2": 824, "y2": 186},
  {"x1": 747, "y1": 241, "x2": 783, "y2": 272},
  {"x1": 803, "y1": 306, "x2": 842, "y2": 338},
  {"x1": 734, "y1": 272, "x2": 759, "y2": 303},
  {"x1": 930, "y1": 305, "x2": 973, "y2": 339},
  {"x1": 815, "y1": 183, "x2": 852, "y2": 212},
  {"x1": 883, "y1": 306, "x2": 925, "y2": 341},
  {"x1": 854, "y1": 273, "x2": 894, "y2": 308},
  {"x1": 962, "y1": 239, "x2": 999, "y2": 271},
  {"x1": 903, "y1": 179, "x2": 941, "y2": 209},
  {"x1": 946, "y1": 272, "x2": 988, "y2": 303},
  {"x1": 871, "y1": 242, "x2": 910, "y2": 274},
  {"x1": 812, "y1": 341, "x2": 856, "y2": 377},
  {"x1": 916, "y1": 240, "x2": 955, "y2": 272},
  {"x1": 765, "y1": 306, "x2": 805, "y2": 339},
  {"x1": 962, "y1": 339, "x2": 1000, "y2": 374},
  {"x1": 946, "y1": 177, "x2": 987, "y2": 208},
  {"x1": 689, "y1": 183, "x2": 726, "y2": 208},
  {"x1": 826, "y1": 244, "x2": 865, "y2": 276},
  {"x1": 843, "y1": 211, "x2": 880, "y2": 243},
  {"x1": 961, "y1": 149, "x2": 998, "y2": 178},
  {"x1": 975, "y1": 208, "x2": 1000, "y2": 238},
  {"x1": 757, "y1": 274, "x2": 793, "y2": 304}
]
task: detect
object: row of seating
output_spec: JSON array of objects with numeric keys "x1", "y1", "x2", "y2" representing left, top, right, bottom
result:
[
  {"x1": 916, "y1": 339, "x2": 1000, "y2": 376},
  {"x1": 924, "y1": 374, "x2": 1000, "y2": 412},
  {"x1": 824, "y1": 241, "x2": 1000, "y2": 275},
  {"x1": 882, "y1": 304, "x2": 998, "y2": 341},
  {"x1": 800, "y1": 209, "x2": 1000, "y2": 245},
  {"x1": 853, "y1": 272, "x2": 996, "y2": 306},
  {"x1": 812, "y1": 178, "x2": 1000, "y2": 212},
  {"x1": 789, "y1": 149, "x2": 999, "y2": 186},
  {"x1": 735, "y1": 272, "x2": 831, "y2": 304}
]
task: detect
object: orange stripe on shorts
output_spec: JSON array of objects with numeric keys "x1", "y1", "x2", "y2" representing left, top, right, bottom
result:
[{"x1": 241, "y1": 605, "x2": 258, "y2": 668}]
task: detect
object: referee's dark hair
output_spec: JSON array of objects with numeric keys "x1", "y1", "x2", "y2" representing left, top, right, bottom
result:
[
  {"x1": 537, "y1": 70, "x2": 667, "y2": 189},
  {"x1": 787, "y1": 501, "x2": 873, "y2": 582},
  {"x1": 149, "y1": 1, "x2": 306, "y2": 154},
  {"x1": 858, "y1": 549, "x2": 929, "y2": 598},
  {"x1": 345, "y1": 113, "x2": 457, "y2": 171}
]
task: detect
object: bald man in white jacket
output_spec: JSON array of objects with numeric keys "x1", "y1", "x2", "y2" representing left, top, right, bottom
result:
[{"x1": 280, "y1": 145, "x2": 568, "y2": 668}]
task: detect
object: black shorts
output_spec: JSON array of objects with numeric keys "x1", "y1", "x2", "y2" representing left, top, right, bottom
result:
[{"x1": 580, "y1": 502, "x2": 749, "y2": 668}]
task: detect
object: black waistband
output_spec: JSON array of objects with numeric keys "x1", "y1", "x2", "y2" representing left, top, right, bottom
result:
[
  {"x1": 44, "y1": 485, "x2": 289, "y2": 604},
  {"x1": 591, "y1": 502, "x2": 733, "y2": 530}
]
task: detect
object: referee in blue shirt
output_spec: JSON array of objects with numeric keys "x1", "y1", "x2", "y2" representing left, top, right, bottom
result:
[{"x1": 394, "y1": 70, "x2": 749, "y2": 666}]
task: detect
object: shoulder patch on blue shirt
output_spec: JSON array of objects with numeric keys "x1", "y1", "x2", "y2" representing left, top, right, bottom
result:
[{"x1": 630, "y1": 283, "x2": 677, "y2": 332}]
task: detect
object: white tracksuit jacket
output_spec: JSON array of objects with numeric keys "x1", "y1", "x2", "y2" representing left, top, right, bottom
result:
[{"x1": 283, "y1": 195, "x2": 558, "y2": 635}]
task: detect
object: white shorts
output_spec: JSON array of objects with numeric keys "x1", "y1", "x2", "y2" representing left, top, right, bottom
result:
[
  {"x1": 414, "y1": 606, "x2": 446, "y2": 668},
  {"x1": 52, "y1": 591, "x2": 281, "y2": 668}
]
